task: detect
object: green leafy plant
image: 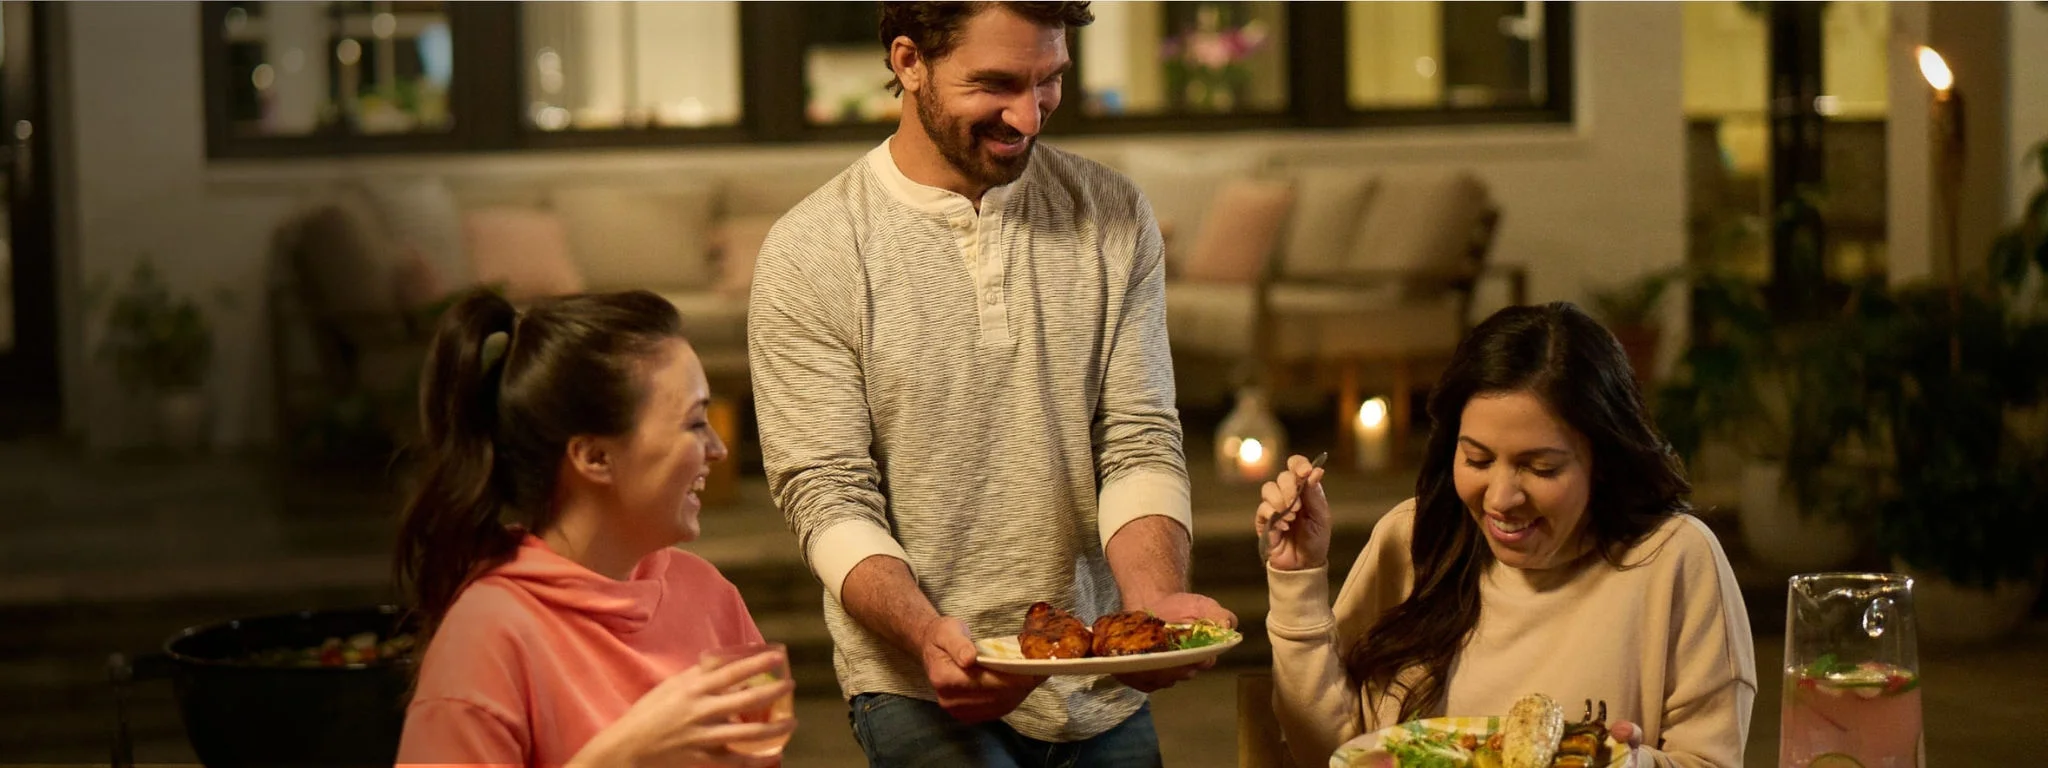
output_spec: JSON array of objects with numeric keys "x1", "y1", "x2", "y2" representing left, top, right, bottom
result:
[
  {"x1": 1587, "y1": 268, "x2": 1677, "y2": 332},
  {"x1": 88, "y1": 256, "x2": 234, "y2": 395},
  {"x1": 1851, "y1": 140, "x2": 2048, "y2": 590},
  {"x1": 1656, "y1": 181, "x2": 1900, "y2": 522},
  {"x1": 1990, "y1": 139, "x2": 2048, "y2": 301},
  {"x1": 1659, "y1": 136, "x2": 2048, "y2": 591}
]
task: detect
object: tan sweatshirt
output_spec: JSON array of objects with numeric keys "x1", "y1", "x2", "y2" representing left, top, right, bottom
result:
[{"x1": 1266, "y1": 500, "x2": 1757, "y2": 768}]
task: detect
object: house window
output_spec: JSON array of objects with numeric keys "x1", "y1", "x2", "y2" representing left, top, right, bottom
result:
[
  {"x1": 520, "y1": 1, "x2": 743, "y2": 131},
  {"x1": 1078, "y1": 1, "x2": 1290, "y2": 118},
  {"x1": 201, "y1": 2, "x2": 1577, "y2": 158},
  {"x1": 801, "y1": 2, "x2": 895, "y2": 126},
  {"x1": 216, "y1": 1, "x2": 454, "y2": 137},
  {"x1": 1346, "y1": 1, "x2": 1557, "y2": 111}
]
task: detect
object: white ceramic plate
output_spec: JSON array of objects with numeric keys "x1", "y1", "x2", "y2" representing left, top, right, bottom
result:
[
  {"x1": 1329, "y1": 715, "x2": 1630, "y2": 768},
  {"x1": 972, "y1": 626, "x2": 1243, "y2": 675}
]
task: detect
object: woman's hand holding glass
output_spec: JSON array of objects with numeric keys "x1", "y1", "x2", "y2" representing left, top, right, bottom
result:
[
  {"x1": 594, "y1": 643, "x2": 797, "y2": 767},
  {"x1": 1255, "y1": 454, "x2": 1331, "y2": 571}
]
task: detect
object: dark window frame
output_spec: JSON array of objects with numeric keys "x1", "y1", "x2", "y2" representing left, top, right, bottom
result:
[{"x1": 201, "y1": 1, "x2": 1576, "y2": 159}]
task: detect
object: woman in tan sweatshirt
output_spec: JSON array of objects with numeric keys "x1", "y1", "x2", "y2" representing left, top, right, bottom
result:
[{"x1": 1255, "y1": 302, "x2": 1756, "y2": 768}]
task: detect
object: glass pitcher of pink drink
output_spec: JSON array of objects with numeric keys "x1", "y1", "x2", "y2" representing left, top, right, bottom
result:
[{"x1": 1780, "y1": 573, "x2": 1924, "y2": 768}]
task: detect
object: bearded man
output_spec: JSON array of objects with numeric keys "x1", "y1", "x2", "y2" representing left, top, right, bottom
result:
[{"x1": 745, "y1": 2, "x2": 1234, "y2": 765}]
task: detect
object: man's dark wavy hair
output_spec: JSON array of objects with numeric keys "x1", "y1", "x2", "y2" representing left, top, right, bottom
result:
[{"x1": 879, "y1": 2, "x2": 1094, "y2": 95}]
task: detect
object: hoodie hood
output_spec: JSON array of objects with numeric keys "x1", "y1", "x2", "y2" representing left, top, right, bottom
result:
[{"x1": 484, "y1": 534, "x2": 673, "y2": 633}]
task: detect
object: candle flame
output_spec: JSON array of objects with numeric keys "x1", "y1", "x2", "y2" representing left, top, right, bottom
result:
[
  {"x1": 1238, "y1": 438, "x2": 1265, "y2": 465},
  {"x1": 1917, "y1": 46, "x2": 1953, "y2": 93},
  {"x1": 1357, "y1": 398, "x2": 1388, "y2": 429}
]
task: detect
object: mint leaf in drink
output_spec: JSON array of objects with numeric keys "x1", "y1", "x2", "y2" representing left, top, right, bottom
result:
[{"x1": 1801, "y1": 654, "x2": 1855, "y2": 679}]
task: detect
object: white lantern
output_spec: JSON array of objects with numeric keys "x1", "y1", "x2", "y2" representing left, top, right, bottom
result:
[{"x1": 1217, "y1": 387, "x2": 1286, "y2": 484}]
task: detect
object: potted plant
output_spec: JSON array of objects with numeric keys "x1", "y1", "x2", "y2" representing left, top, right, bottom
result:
[
  {"x1": 1849, "y1": 140, "x2": 2048, "y2": 641},
  {"x1": 1587, "y1": 267, "x2": 1677, "y2": 384},
  {"x1": 90, "y1": 256, "x2": 233, "y2": 452},
  {"x1": 1654, "y1": 261, "x2": 1883, "y2": 574},
  {"x1": 1846, "y1": 276, "x2": 2048, "y2": 643}
]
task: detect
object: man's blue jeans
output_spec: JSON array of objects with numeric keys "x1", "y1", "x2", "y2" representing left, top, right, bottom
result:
[{"x1": 847, "y1": 692, "x2": 1164, "y2": 768}]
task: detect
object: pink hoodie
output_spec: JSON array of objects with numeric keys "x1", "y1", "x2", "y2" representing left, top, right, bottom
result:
[{"x1": 397, "y1": 534, "x2": 766, "y2": 767}]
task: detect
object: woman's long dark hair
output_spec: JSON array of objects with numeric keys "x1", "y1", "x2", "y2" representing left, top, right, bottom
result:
[
  {"x1": 1344, "y1": 301, "x2": 1692, "y2": 722},
  {"x1": 394, "y1": 287, "x2": 686, "y2": 649}
]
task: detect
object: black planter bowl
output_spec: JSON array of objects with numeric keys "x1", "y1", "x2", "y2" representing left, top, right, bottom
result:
[{"x1": 112, "y1": 605, "x2": 420, "y2": 768}]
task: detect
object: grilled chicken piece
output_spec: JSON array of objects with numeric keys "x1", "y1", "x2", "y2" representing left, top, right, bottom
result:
[
  {"x1": 1553, "y1": 700, "x2": 1611, "y2": 768},
  {"x1": 1019, "y1": 602, "x2": 1092, "y2": 660},
  {"x1": 1090, "y1": 611, "x2": 1174, "y2": 656},
  {"x1": 1501, "y1": 693, "x2": 1565, "y2": 768}
]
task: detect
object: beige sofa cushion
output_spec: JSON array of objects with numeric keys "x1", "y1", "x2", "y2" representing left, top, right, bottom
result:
[
  {"x1": 1181, "y1": 178, "x2": 1294, "y2": 284},
  {"x1": 659, "y1": 291, "x2": 749, "y2": 355},
  {"x1": 1265, "y1": 282, "x2": 1406, "y2": 315},
  {"x1": 1279, "y1": 169, "x2": 1379, "y2": 278},
  {"x1": 465, "y1": 207, "x2": 584, "y2": 301},
  {"x1": 552, "y1": 185, "x2": 719, "y2": 292},
  {"x1": 723, "y1": 173, "x2": 837, "y2": 218},
  {"x1": 361, "y1": 176, "x2": 471, "y2": 288},
  {"x1": 1165, "y1": 282, "x2": 1258, "y2": 358},
  {"x1": 1265, "y1": 294, "x2": 1465, "y2": 361},
  {"x1": 1345, "y1": 170, "x2": 1492, "y2": 289},
  {"x1": 448, "y1": 174, "x2": 553, "y2": 210}
]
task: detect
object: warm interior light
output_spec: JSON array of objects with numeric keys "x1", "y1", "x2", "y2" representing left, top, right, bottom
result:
[
  {"x1": 1357, "y1": 398, "x2": 1389, "y2": 430},
  {"x1": 1917, "y1": 46, "x2": 1953, "y2": 93},
  {"x1": 1238, "y1": 438, "x2": 1265, "y2": 465}
]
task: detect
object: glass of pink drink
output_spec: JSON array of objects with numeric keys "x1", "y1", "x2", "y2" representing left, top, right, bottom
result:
[
  {"x1": 700, "y1": 642, "x2": 795, "y2": 757},
  {"x1": 1780, "y1": 573, "x2": 1924, "y2": 768}
]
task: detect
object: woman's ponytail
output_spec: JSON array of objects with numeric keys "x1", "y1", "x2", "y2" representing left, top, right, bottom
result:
[{"x1": 395, "y1": 288, "x2": 523, "y2": 645}]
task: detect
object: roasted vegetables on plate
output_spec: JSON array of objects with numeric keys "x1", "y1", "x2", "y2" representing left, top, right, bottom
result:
[{"x1": 1330, "y1": 694, "x2": 1626, "y2": 768}]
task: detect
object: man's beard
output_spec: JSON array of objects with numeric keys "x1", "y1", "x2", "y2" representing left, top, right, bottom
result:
[{"x1": 916, "y1": 87, "x2": 1034, "y2": 190}]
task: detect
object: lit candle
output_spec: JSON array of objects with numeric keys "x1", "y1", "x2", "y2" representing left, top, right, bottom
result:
[
  {"x1": 1355, "y1": 397, "x2": 1391, "y2": 472},
  {"x1": 1236, "y1": 437, "x2": 1272, "y2": 482}
]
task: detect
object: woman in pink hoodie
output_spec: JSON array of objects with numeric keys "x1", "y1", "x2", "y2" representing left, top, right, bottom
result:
[{"x1": 393, "y1": 288, "x2": 796, "y2": 767}]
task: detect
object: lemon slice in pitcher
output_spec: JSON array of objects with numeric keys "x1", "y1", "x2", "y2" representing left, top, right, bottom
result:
[{"x1": 1808, "y1": 753, "x2": 1865, "y2": 768}]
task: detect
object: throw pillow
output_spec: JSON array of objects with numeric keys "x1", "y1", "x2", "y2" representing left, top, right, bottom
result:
[
  {"x1": 1180, "y1": 179, "x2": 1296, "y2": 284},
  {"x1": 361, "y1": 176, "x2": 472, "y2": 288},
  {"x1": 465, "y1": 207, "x2": 585, "y2": 301},
  {"x1": 552, "y1": 185, "x2": 718, "y2": 292},
  {"x1": 1122, "y1": 147, "x2": 1265, "y2": 276},
  {"x1": 1279, "y1": 169, "x2": 1379, "y2": 278},
  {"x1": 1344, "y1": 171, "x2": 1492, "y2": 296}
]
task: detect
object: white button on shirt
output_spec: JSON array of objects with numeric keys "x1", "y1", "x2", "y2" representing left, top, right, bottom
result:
[{"x1": 870, "y1": 154, "x2": 1017, "y2": 347}]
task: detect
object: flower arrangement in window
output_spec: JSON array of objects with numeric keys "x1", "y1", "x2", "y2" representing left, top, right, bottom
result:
[{"x1": 1160, "y1": 3, "x2": 1271, "y2": 113}]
